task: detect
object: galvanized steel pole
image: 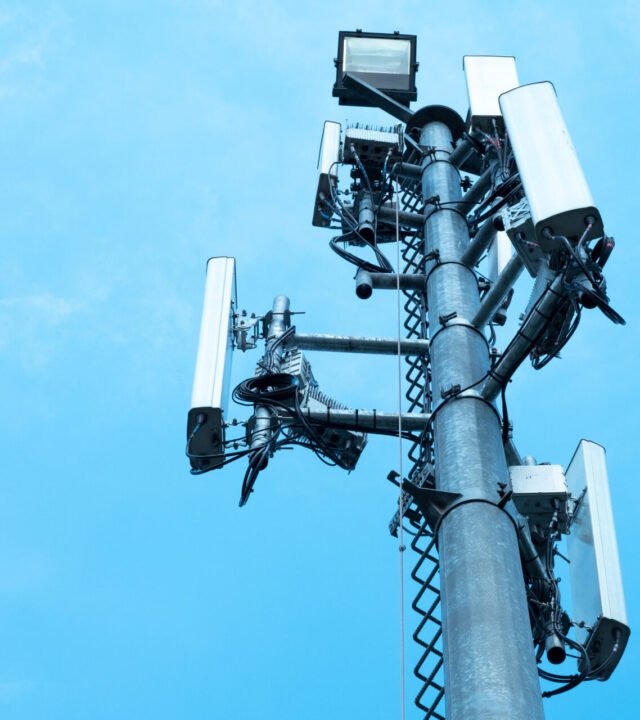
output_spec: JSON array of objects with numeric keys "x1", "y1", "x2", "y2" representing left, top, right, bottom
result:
[
  {"x1": 251, "y1": 295, "x2": 290, "y2": 450},
  {"x1": 420, "y1": 118, "x2": 545, "y2": 720}
]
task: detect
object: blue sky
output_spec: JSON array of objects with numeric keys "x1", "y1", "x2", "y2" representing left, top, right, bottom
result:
[{"x1": 0, "y1": 1, "x2": 638, "y2": 718}]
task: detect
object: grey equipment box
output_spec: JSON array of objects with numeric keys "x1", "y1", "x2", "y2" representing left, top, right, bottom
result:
[{"x1": 510, "y1": 463, "x2": 570, "y2": 533}]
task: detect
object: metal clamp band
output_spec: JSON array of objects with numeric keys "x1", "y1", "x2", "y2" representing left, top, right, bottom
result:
[
  {"x1": 434, "y1": 497, "x2": 519, "y2": 542},
  {"x1": 428, "y1": 317, "x2": 489, "y2": 348},
  {"x1": 430, "y1": 388, "x2": 502, "y2": 426},
  {"x1": 403, "y1": 483, "x2": 519, "y2": 546},
  {"x1": 422, "y1": 157, "x2": 458, "y2": 170},
  {"x1": 424, "y1": 259, "x2": 480, "y2": 290},
  {"x1": 422, "y1": 203, "x2": 469, "y2": 223}
]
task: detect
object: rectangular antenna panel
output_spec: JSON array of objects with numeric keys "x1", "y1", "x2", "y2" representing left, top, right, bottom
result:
[
  {"x1": 313, "y1": 121, "x2": 341, "y2": 227},
  {"x1": 488, "y1": 230, "x2": 513, "y2": 283},
  {"x1": 187, "y1": 257, "x2": 237, "y2": 470},
  {"x1": 500, "y1": 82, "x2": 603, "y2": 243},
  {"x1": 565, "y1": 440, "x2": 629, "y2": 679},
  {"x1": 463, "y1": 55, "x2": 519, "y2": 133}
]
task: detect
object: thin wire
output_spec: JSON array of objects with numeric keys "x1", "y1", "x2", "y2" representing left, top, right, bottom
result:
[{"x1": 394, "y1": 175, "x2": 407, "y2": 720}]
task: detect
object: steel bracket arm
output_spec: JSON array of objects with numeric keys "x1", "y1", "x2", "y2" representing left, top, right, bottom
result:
[
  {"x1": 300, "y1": 407, "x2": 431, "y2": 433},
  {"x1": 354, "y1": 268, "x2": 426, "y2": 295},
  {"x1": 373, "y1": 204, "x2": 425, "y2": 229},
  {"x1": 457, "y1": 166, "x2": 492, "y2": 212},
  {"x1": 288, "y1": 331, "x2": 429, "y2": 357},
  {"x1": 461, "y1": 218, "x2": 497, "y2": 267},
  {"x1": 341, "y1": 73, "x2": 414, "y2": 124},
  {"x1": 472, "y1": 254, "x2": 525, "y2": 328},
  {"x1": 481, "y1": 273, "x2": 567, "y2": 401}
]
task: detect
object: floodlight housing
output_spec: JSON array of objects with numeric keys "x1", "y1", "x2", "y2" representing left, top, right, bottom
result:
[{"x1": 333, "y1": 30, "x2": 417, "y2": 107}]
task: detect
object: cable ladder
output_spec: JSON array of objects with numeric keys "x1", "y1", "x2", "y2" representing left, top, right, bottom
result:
[{"x1": 396, "y1": 145, "x2": 445, "y2": 720}]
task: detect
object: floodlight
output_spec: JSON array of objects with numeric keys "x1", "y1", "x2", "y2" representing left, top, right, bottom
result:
[{"x1": 333, "y1": 30, "x2": 417, "y2": 107}]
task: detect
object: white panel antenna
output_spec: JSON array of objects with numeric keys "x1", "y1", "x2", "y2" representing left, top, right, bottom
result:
[
  {"x1": 565, "y1": 440, "x2": 629, "y2": 679},
  {"x1": 187, "y1": 257, "x2": 237, "y2": 470},
  {"x1": 312, "y1": 121, "x2": 341, "y2": 227},
  {"x1": 488, "y1": 230, "x2": 513, "y2": 283},
  {"x1": 463, "y1": 55, "x2": 519, "y2": 133},
  {"x1": 500, "y1": 82, "x2": 603, "y2": 244}
]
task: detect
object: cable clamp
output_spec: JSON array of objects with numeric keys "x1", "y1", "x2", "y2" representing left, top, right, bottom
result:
[
  {"x1": 441, "y1": 383, "x2": 461, "y2": 400},
  {"x1": 424, "y1": 258, "x2": 479, "y2": 289},
  {"x1": 423, "y1": 194, "x2": 441, "y2": 207},
  {"x1": 429, "y1": 316, "x2": 489, "y2": 348},
  {"x1": 439, "y1": 311, "x2": 458, "y2": 326},
  {"x1": 422, "y1": 248, "x2": 440, "y2": 265}
]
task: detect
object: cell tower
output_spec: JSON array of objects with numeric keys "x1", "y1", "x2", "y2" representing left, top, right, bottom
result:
[{"x1": 186, "y1": 31, "x2": 629, "y2": 720}]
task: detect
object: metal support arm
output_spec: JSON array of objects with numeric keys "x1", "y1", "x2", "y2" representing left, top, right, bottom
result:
[
  {"x1": 341, "y1": 73, "x2": 414, "y2": 124},
  {"x1": 361, "y1": 271, "x2": 426, "y2": 292},
  {"x1": 290, "y1": 332, "x2": 429, "y2": 357},
  {"x1": 394, "y1": 162, "x2": 422, "y2": 180},
  {"x1": 472, "y1": 254, "x2": 525, "y2": 328},
  {"x1": 461, "y1": 218, "x2": 496, "y2": 267},
  {"x1": 457, "y1": 166, "x2": 492, "y2": 211},
  {"x1": 481, "y1": 274, "x2": 567, "y2": 401},
  {"x1": 377, "y1": 204, "x2": 425, "y2": 229},
  {"x1": 301, "y1": 407, "x2": 430, "y2": 432},
  {"x1": 449, "y1": 137, "x2": 474, "y2": 167}
]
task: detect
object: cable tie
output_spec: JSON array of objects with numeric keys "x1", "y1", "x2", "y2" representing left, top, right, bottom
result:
[
  {"x1": 439, "y1": 311, "x2": 458, "y2": 326},
  {"x1": 441, "y1": 384, "x2": 461, "y2": 400}
]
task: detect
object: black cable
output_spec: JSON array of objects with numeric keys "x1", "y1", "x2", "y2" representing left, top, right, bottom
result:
[
  {"x1": 233, "y1": 373, "x2": 299, "y2": 406},
  {"x1": 531, "y1": 298, "x2": 581, "y2": 370},
  {"x1": 556, "y1": 235, "x2": 625, "y2": 325},
  {"x1": 349, "y1": 143, "x2": 373, "y2": 194},
  {"x1": 488, "y1": 271, "x2": 570, "y2": 389},
  {"x1": 470, "y1": 180, "x2": 523, "y2": 227},
  {"x1": 329, "y1": 232, "x2": 394, "y2": 274},
  {"x1": 239, "y1": 438, "x2": 274, "y2": 506},
  {"x1": 467, "y1": 171, "x2": 520, "y2": 217},
  {"x1": 322, "y1": 168, "x2": 396, "y2": 274},
  {"x1": 185, "y1": 420, "x2": 254, "y2": 464},
  {"x1": 323, "y1": 190, "x2": 394, "y2": 264},
  {"x1": 500, "y1": 386, "x2": 510, "y2": 446}
]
